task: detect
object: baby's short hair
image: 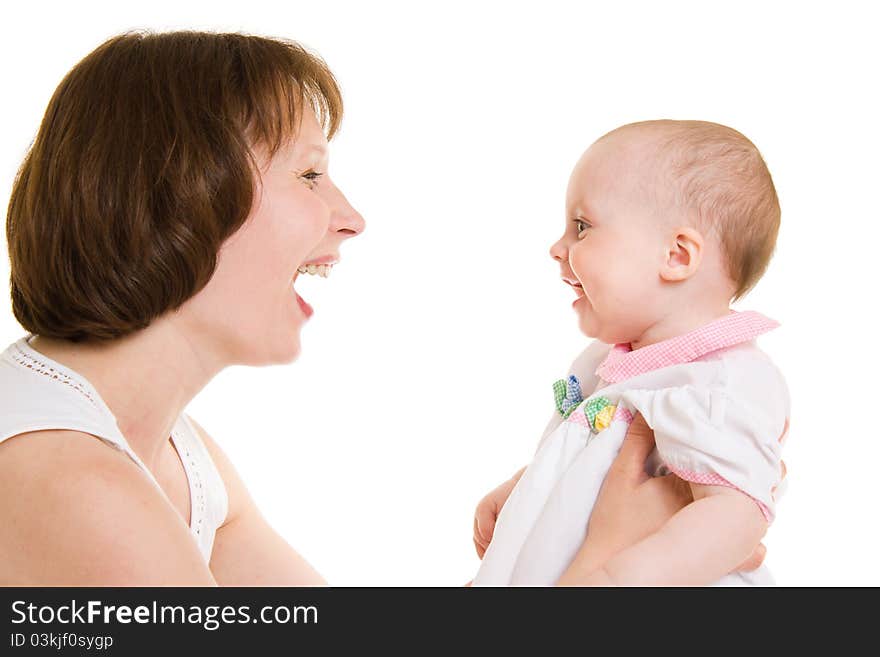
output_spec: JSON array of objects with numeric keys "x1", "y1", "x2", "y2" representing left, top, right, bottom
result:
[{"x1": 601, "y1": 120, "x2": 780, "y2": 300}]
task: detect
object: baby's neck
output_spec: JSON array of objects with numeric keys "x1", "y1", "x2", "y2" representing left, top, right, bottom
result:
[{"x1": 629, "y1": 302, "x2": 732, "y2": 351}]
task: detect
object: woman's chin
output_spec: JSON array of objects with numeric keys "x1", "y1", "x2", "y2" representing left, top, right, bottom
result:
[
  {"x1": 286, "y1": 341, "x2": 303, "y2": 364},
  {"x1": 276, "y1": 331, "x2": 303, "y2": 364},
  {"x1": 240, "y1": 325, "x2": 303, "y2": 366},
  {"x1": 270, "y1": 292, "x2": 308, "y2": 364}
]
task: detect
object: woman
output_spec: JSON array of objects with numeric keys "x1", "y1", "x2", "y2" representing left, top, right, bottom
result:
[
  {"x1": 0, "y1": 31, "x2": 765, "y2": 585},
  {"x1": 1, "y1": 31, "x2": 363, "y2": 585}
]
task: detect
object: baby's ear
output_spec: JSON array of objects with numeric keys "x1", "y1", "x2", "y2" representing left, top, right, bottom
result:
[{"x1": 660, "y1": 226, "x2": 704, "y2": 282}]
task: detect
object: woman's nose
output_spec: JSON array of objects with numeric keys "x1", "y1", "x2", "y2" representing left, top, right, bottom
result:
[{"x1": 329, "y1": 187, "x2": 365, "y2": 237}]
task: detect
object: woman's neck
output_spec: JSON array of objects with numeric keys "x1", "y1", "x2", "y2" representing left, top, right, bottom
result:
[{"x1": 27, "y1": 314, "x2": 224, "y2": 472}]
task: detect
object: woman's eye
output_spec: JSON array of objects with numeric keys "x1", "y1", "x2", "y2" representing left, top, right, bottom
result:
[{"x1": 301, "y1": 170, "x2": 324, "y2": 188}]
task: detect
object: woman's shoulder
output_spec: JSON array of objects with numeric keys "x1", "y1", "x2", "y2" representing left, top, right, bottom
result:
[
  {"x1": 0, "y1": 429, "x2": 215, "y2": 585},
  {"x1": 0, "y1": 427, "x2": 122, "y2": 479}
]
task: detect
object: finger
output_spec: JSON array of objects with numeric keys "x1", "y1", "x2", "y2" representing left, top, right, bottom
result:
[
  {"x1": 473, "y1": 512, "x2": 488, "y2": 556},
  {"x1": 778, "y1": 418, "x2": 789, "y2": 444},
  {"x1": 734, "y1": 543, "x2": 767, "y2": 572},
  {"x1": 473, "y1": 536, "x2": 487, "y2": 560},
  {"x1": 473, "y1": 515, "x2": 487, "y2": 558},
  {"x1": 473, "y1": 506, "x2": 496, "y2": 559},
  {"x1": 475, "y1": 503, "x2": 497, "y2": 546},
  {"x1": 771, "y1": 460, "x2": 788, "y2": 499},
  {"x1": 612, "y1": 413, "x2": 656, "y2": 483},
  {"x1": 480, "y1": 512, "x2": 497, "y2": 546}
]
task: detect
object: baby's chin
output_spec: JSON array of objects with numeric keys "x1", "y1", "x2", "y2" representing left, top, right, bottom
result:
[
  {"x1": 577, "y1": 317, "x2": 613, "y2": 344},
  {"x1": 575, "y1": 296, "x2": 646, "y2": 344},
  {"x1": 577, "y1": 312, "x2": 640, "y2": 346}
]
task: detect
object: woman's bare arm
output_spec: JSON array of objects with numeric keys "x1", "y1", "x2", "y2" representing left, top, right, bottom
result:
[
  {"x1": 0, "y1": 430, "x2": 217, "y2": 586},
  {"x1": 189, "y1": 418, "x2": 326, "y2": 586},
  {"x1": 557, "y1": 414, "x2": 773, "y2": 585}
]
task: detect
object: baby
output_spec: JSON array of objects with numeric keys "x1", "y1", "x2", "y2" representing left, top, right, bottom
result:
[{"x1": 472, "y1": 120, "x2": 790, "y2": 586}]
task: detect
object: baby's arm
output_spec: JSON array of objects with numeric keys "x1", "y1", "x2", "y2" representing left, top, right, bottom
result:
[
  {"x1": 473, "y1": 466, "x2": 527, "y2": 558},
  {"x1": 573, "y1": 483, "x2": 767, "y2": 586}
]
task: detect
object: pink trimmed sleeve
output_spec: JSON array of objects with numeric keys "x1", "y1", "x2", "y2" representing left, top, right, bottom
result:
[{"x1": 620, "y1": 360, "x2": 789, "y2": 523}]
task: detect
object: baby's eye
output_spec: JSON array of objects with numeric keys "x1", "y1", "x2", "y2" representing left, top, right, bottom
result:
[{"x1": 574, "y1": 219, "x2": 591, "y2": 235}]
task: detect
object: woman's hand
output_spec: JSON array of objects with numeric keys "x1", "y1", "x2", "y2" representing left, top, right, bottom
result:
[
  {"x1": 575, "y1": 413, "x2": 692, "y2": 572},
  {"x1": 473, "y1": 466, "x2": 526, "y2": 559},
  {"x1": 558, "y1": 413, "x2": 776, "y2": 584}
]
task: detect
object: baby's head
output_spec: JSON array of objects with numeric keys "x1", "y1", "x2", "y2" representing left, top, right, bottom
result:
[{"x1": 550, "y1": 120, "x2": 780, "y2": 346}]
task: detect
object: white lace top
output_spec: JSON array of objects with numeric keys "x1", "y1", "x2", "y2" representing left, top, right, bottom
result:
[{"x1": 0, "y1": 334, "x2": 228, "y2": 564}]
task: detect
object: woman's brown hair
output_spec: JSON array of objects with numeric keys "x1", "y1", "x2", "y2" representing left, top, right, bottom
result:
[{"x1": 6, "y1": 30, "x2": 342, "y2": 342}]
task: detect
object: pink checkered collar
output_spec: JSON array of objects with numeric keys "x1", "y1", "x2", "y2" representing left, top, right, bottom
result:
[{"x1": 595, "y1": 310, "x2": 780, "y2": 383}]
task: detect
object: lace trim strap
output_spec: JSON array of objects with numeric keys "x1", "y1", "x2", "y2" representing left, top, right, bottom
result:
[{"x1": 9, "y1": 342, "x2": 100, "y2": 410}]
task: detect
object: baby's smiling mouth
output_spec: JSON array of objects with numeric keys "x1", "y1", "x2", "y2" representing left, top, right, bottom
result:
[{"x1": 562, "y1": 275, "x2": 586, "y2": 302}]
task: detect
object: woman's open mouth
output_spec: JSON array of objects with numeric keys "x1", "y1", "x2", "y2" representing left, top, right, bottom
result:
[
  {"x1": 296, "y1": 263, "x2": 334, "y2": 278},
  {"x1": 290, "y1": 260, "x2": 339, "y2": 319}
]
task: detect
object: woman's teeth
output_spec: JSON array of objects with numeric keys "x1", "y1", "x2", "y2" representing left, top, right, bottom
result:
[{"x1": 297, "y1": 264, "x2": 333, "y2": 278}]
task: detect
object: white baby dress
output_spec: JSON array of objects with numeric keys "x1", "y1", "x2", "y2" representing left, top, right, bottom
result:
[{"x1": 472, "y1": 311, "x2": 790, "y2": 586}]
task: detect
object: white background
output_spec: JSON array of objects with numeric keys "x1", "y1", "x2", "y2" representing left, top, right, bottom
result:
[{"x1": 2, "y1": 0, "x2": 878, "y2": 586}]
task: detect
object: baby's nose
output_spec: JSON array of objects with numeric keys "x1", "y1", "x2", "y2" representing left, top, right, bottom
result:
[{"x1": 549, "y1": 237, "x2": 567, "y2": 262}]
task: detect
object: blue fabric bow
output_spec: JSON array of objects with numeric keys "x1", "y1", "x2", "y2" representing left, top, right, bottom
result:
[{"x1": 553, "y1": 374, "x2": 583, "y2": 418}]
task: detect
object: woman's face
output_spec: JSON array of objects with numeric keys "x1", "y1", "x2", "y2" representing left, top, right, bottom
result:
[{"x1": 182, "y1": 107, "x2": 365, "y2": 366}]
